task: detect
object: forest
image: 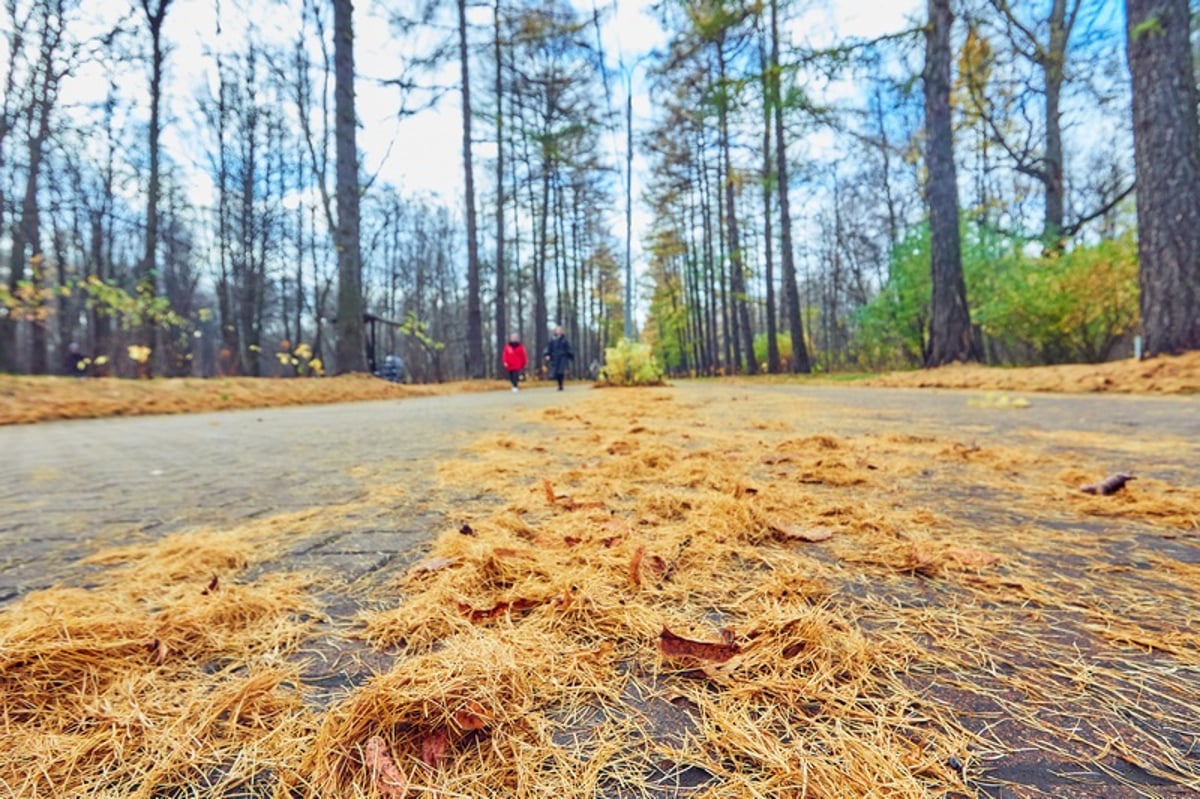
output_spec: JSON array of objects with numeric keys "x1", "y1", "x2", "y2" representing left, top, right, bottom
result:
[{"x1": 0, "y1": 0, "x2": 1196, "y2": 381}]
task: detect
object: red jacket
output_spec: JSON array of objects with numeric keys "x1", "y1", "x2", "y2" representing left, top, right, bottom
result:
[{"x1": 502, "y1": 342, "x2": 528, "y2": 372}]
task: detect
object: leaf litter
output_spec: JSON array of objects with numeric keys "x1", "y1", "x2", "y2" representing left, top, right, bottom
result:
[{"x1": 3, "y1": 382, "x2": 1199, "y2": 797}]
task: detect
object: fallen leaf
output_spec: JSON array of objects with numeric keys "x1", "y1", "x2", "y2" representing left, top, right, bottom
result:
[
  {"x1": 453, "y1": 700, "x2": 491, "y2": 731},
  {"x1": 771, "y1": 524, "x2": 835, "y2": 543},
  {"x1": 364, "y1": 736, "x2": 409, "y2": 798},
  {"x1": 412, "y1": 556, "x2": 458, "y2": 574},
  {"x1": 647, "y1": 554, "x2": 675, "y2": 580},
  {"x1": 458, "y1": 598, "x2": 539, "y2": 622},
  {"x1": 563, "y1": 536, "x2": 581, "y2": 546},
  {"x1": 147, "y1": 638, "x2": 169, "y2": 665},
  {"x1": 601, "y1": 536, "x2": 622, "y2": 548},
  {"x1": 202, "y1": 574, "x2": 219, "y2": 595},
  {"x1": 543, "y1": 479, "x2": 557, "y2": 504},
  {"x1": 421, "y1": 729, "x2": 448, "y2": 770},
  {"x1": 1081, "y1": 472, "x2": 1135, "y2": 496},
  {"x1": 629, "y1": 545, "x2": 645, "y2": 588},
  {"x1": 944, "y1": 547, "x2": 1000, "y2": 567},
  {"x1": 659, "y1": 625, "x2": 740, "y2": 663},
  {"x1": 459, "y1": 523, "x2": 475, "y2": 536}
]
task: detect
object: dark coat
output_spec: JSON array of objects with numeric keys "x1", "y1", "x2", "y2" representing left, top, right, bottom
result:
[{"x1": 544, "y1": 335, "x2": 574, "y2": 377}]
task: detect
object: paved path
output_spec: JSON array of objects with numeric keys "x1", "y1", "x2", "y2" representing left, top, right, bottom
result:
[
  {"x1": 0, "y1": 385, "x2": 575, "y2": 603},
  {"x1": 4, "y1": 381, "x2": 1196, "y2": 606}
]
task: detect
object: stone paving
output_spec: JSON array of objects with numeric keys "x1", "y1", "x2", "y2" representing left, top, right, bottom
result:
[
  {"x1": 0, "y1": 384, "x2": 580, "y2": 605},
  {"x1": 5, "y1": 381, "x2": 1196, "y2": 608},
  {"x1": 2, "y1": 380, "x2": 1199, "y2": 795}
]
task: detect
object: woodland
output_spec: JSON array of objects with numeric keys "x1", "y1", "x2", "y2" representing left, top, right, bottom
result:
[{"x1": 0, "y1": 0, "x2": 1197, "y2": 381}]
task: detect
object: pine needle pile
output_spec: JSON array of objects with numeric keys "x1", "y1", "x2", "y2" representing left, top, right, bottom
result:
[
  {"x1": 4, "y1": 383, "x2": 1196, "y2": 797},
  {"x1": 303, "y1": 386, "x2": 1200, "y2": 797},
  {"x1": 0, "y1": 526, "x2": 319, "y2": 798},
  {"x1": 0, "y1": 375, "x2": 509, "y2": 425}
]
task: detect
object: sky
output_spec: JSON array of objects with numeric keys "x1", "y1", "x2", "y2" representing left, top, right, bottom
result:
[{"x1": 42, "y1": 0, "x2": 924, "y2": 279}]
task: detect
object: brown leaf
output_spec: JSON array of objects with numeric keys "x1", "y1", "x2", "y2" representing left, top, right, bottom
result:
[
  {"x1": 147, "y1": 638, "x2": 169, "y2": 665},
  {"x1": 601, "y1": 536, "x2": 623, "y2": 548},
  {"x1": 543, "y1": 479, "x2": 557, "y2": 504},
  {"x1": 1080, "y1": 472, "x2": 1135, "y2": 496},
  {"x1": 563, "y1": 536, "x2": 582, "y2": 546},
  {"x1": 492, "y1": 547, "x2": 534, "y2": 560},
  {"x1": 658, "y1": 625, "x2": 740, "y2": 663},
  {"x1": 412, "y1": 556, "x2": 458, "y2": 574},
  {"x1": 453, "y1": 700, "x2": 491, "y2": 731},
  {"x1": 458, "y1": 598, "x2": 539, "y2": 622},
  {"x1": 647, "y1": 554, "x2": 674, "y2": 580},
  {"x1": 772, "y1": 524, "x2": 835, "y2": 543},
  {"x1": 202, "y1": 574, "x2": 219, "y2": 595},
  {"x1": 944, "y1": 547, "x2": 1000, "y2": 567},
  {"x1": 420, "y1": 729, "x2": 449, "y2": 770},
  {"x1": 364, "y1": 736, "x2": 409, "y2": 798},
  {"x1": 629, "y1": 545, "x2": 645, "y2": 588}
]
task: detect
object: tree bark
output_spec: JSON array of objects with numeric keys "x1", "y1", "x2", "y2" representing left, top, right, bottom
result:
[
  {"x1": 715, "y1": 35, "x2": 755, "y2": 373},
  {"x1": 493, "y1": 0, "x2": 507, "y2": 376},
  {"x1": 771, "y1": 0, "x2": 810, "y2": 373},
  {"x1": 923, "y1": 0, "x2": 978, "y2": 366},
  {"x1": 139, "y1": 0, "x2": 171, "y2": 298},
  {"x1": 458, "y1": 0, "x2": 483, "y2": 377},
  {"x1": 333, "y1": 0, "x2": 366, "y2": 372},
  {"x1": 1125, "y1": 0, "x2": 1200, "y2": 355}
]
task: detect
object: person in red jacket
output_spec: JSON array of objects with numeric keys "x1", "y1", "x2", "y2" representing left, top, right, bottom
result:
[{"x1": 501, "y1": 333, "x2": 528, "y2": 391}]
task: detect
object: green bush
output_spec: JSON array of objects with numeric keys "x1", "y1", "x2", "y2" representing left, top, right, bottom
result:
[
  {"x1": 852, "y1": 223, "x2": 1139, "y2": 367},
  {"x1": 599, "y1": 339, "x2": 665, "y2": 386},
  {"x1": 752, "y1": 333, "x2": 794, "y2": 372}
]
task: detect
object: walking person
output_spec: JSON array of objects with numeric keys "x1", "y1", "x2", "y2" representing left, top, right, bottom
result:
[
  {"x1": 502, "y1": 333, "x2": 528, "y2": 391},
  {"x1": 544, "y1": 326, "x2": 574, "y2": 391}
]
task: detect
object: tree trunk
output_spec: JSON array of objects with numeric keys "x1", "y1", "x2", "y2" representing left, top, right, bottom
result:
[
  {"x1": 333, "y1": 0, "x2": 366, "y2": 372},
  {"x1": 923, "y1": 0, "x2": 978, "y2": 366},
  {"x1": 139, "y1": 0, "x2": 171, "y2": 307},
  {"x1": 1125, "y1": 0, "x2": 1200, "y2": 355},
  {"x1": 717, "y1": 36, "x2": 755, "y2": 374},
  {"x1": 771, "y1": 0, "x2": 810, "y2": 373},
  {"x1": 760, "y1": 31, "x2": 779, "y2": 374},
  {"x1": 458, "y1": 0, "x2": 483, "y2": 377},
  {"x1": 493, "y1": 0, "x2": 507, "y2": 376}
]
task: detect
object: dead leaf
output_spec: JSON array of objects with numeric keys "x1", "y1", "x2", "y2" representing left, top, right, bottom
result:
[
  {"x1": 563, "y1": 536, "x2": 581, "y2": 546},
  {"x1": 629, "y1": 545, "x2": 645, "y2": 588},
  {"x1": 771, "y1": 524, "x2": 835, "y2": 543},
  {"x1": 364, "y1": 736, "x2": 409, "y2": 798},
  {"x1": 602, "y1": 536, "x2": 622, "y2": 548},
  {"x1": 412, "y1": 556, "x2": 458, "y2": 574},
  {"x1": 453, "y1": 700, "x2": 491, "y2": 731},
  {"x1": 1081, "y1": 472, "x2": 1135, "y2": 496},
  {"x1": 543, "y1": 479, "x2": 557, "y2": 504},
  {"x1": 420, "y1": 729, "x2": 449, "y2": 770},
  {"x1": 147, "y1": 638, "x2": 169, "y2": 665},
  {"x1": 202, "y1": 574, "x2": 219, "y2": 595},
  {"x1": 945, "y1": 547, "x2": 1000, "y2": 567},
  {"x1": 459, "y1": 523, "x2": 475, "y2": 536},
  {"x1": 458, "y1": 598, "x2": 539, "y2": 622},
  {"x1": 658, "y1": 625, "x2": 740, "y2": 663}
]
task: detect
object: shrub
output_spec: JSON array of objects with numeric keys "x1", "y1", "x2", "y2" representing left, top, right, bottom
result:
[{"x1": 599, "y1": 339, "x2": 665, "y2": 386}]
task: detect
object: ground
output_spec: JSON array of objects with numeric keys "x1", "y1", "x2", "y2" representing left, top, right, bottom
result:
[{"x1": 1, "y1": 377, "x2": 1198, "y2": 798}]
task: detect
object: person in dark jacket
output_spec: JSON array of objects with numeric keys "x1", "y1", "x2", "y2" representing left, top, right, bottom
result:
[
  {"x1": 501, "y1": 333, "x2": 528, "y2": 391},
  {"x1": 544, "y1": 326, "x2": 574, "y2": 391}
]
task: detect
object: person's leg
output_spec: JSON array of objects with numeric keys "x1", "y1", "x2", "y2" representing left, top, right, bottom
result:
[
  {"x1": 557, "y1": 372, "x2": 564, "y2": 390},
  {"x1": 509, "y1": 370, "x2": 519, "y2": 389}
]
